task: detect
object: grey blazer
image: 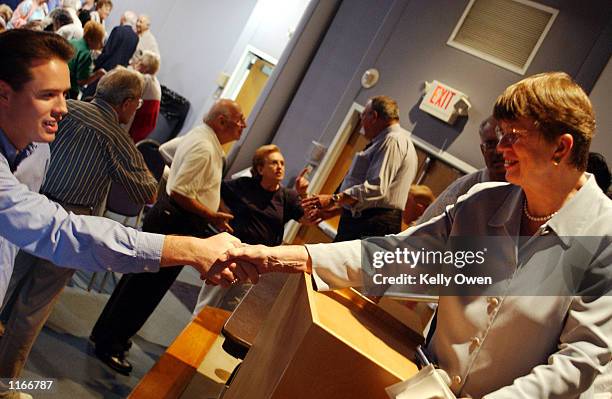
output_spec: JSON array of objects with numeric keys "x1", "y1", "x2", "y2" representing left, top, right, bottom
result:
[{"x1": 307, "y1": 175, "x2": 612, "y2": 398}]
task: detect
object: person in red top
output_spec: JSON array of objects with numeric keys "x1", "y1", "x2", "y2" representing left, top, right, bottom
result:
[{"x1": 128, "y1": 50, "x2": 161, "y2": 142}]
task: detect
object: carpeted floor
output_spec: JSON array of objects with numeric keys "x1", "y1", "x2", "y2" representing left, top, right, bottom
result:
[{"x1": 10, "y1": 267, "x2": 203, "y2": 398}]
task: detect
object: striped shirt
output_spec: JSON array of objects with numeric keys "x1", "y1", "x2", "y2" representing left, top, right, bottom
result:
[{"x1": 42, "y1": 99, "x2": 157, "y2": 208}]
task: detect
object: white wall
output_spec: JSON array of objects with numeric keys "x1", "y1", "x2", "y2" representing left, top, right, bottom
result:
[
  {"x1": 106, "y1": 0, "x2": 258, "y2": 135},
  {"x1": 196, "y1": 0, "x2": 312, "y2": 131},
  {"x1": 107, "y1": 0, "x2": 310, "y2": 136}
]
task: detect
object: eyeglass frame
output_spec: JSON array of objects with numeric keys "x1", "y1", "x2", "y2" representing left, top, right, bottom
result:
[
  {"x1": 225, "y1": 115, "x2": 246, "y2": 128},
  {"x1": 495, "y1": 125, "x2": 532, "y2": 146},
  {"x1": 125, "y1": 97, "x2": 143, "y2": 110}
]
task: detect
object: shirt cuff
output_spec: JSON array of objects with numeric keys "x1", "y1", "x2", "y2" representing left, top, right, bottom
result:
[
  {"x1": 342, "y1": 188, "x2": 367, "y2": 216},
  {"x1": 305, "y1": 241, "x2": 363, "y2": 291},
  {"x1": 134, "y1": 231, "x2": 164, "y2": 273}
]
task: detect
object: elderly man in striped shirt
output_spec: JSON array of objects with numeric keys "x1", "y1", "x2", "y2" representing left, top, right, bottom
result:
[{"x1": 0, "y1": 67, "x2": 159, "y2": 380}]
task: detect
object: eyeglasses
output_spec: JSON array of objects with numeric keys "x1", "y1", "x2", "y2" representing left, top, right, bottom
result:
[
  {"x1": 481, "y1": 139, "x2": 499, "y2": 150},
  {"x1": 126, "y1": 97, "x2": 143, "y2": 109},
  {"x1": 227, "y1": 116, "x2": 246, "y2": 128},
  {"x1": 495, "y1": 125, "x2": 530, "y2": 146}
]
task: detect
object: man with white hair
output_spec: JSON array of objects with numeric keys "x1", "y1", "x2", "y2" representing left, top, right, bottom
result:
[
  {"x1": 130, "y1": 14, "x2": 159, "y2": 65},
  {"x1": 82, "y1": 10, "x2": 138, "y2": 97}
]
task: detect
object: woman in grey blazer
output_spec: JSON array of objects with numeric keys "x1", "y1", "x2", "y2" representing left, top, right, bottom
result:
[{"x1": 224, "y1": 72, "x2": 611, "y2": 398}]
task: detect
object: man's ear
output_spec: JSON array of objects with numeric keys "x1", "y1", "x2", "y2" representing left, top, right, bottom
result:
[{"x1": 0, "y1": 80, "x2": 12, "y2": 103}]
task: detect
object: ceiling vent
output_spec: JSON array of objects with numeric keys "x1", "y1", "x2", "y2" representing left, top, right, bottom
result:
[{"x1": 447, "y1": 0, "x2": 558, "y2": 74}]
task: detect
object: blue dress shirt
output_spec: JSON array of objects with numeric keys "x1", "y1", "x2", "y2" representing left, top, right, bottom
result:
[{"x1": 0, "y1": 129, "x2": 164, "y2": 305}]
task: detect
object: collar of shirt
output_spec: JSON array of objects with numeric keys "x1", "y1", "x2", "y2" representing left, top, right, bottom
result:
[
  {"x1": 487, "y1": 183, "x2": 522, "y2": 236},
  {"x1": 486, "y1": 174, "x2": 601, "y2": 245},
  {"x1": 90, "y1": 98, "x2": 120, "y2": 124},
  {"x1": 546, "y1": 173, "x2": 601, "y2": 240},
  {"x1": 0, "y1": 127, "x2": 37, "y2": 173},
  {"x1": 367, "y1": 123, "x2": 400, "y2": 149},
  {"x1": 202, "y1": 122, "x2": 226, "y2": 160}
]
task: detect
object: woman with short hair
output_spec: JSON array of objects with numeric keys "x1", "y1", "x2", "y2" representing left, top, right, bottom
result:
[
  {"x1": 128, "y1": 51, "x2": 162, "y2": 142},
  {"x1": 67, "y1": 20, "x2": 106, "y2": 99},
  {"x1": 225, "y1": 72, "x2": 612, "y2": 398}
]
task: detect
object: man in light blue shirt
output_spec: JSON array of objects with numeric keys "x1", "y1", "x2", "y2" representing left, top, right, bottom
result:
[
  {"x1": 303, "y1": 96, "x2": 418, "y2": 241},
  {"x1": 0, "y1": 30, "x2": 242, "y2": 368}
]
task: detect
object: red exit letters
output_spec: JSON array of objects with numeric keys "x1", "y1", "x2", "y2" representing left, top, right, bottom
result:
[{"x1": 428, "y1": 85, "x2": 456, "y2": 110}]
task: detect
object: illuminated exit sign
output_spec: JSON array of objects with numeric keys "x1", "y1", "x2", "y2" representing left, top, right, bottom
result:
[{"x1": 419, "y1": 80, "x2": 470, "y2": 124}]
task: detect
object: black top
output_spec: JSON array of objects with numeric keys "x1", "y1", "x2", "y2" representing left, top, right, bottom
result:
[{"x1": 222, "y1": 177, "x2": 303, "y2": 246}]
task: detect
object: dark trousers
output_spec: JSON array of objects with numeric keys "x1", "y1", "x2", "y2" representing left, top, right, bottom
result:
[
  {"x1": 334, "y1": 208, "x2": 402, "y2": 242},
  {"x1": 91, "y1": 196, "x2": 213, "y2": 353}
]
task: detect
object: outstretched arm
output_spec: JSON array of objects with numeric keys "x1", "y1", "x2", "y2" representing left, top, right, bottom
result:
[
  {"x1": 224, "y1": 244, "x2": 312, "y2": 276},
  {"x1": 161, "y1": 233, "x2": 242, "y2": 286}
]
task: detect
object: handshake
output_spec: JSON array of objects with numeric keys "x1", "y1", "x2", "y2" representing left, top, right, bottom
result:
[{"x1": 193, "y1": 232, "x2": 312, "y2": 287}]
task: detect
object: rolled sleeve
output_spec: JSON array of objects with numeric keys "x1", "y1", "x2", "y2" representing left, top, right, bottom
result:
[{"x1": 306, "y1": 240, "x2": 363, "y2": 291}]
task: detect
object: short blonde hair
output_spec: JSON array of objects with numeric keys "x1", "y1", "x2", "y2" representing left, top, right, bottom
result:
[
  {"x1": 251, "y1": 144, "x2": 281, "y2": 178},
  {"x1": 493, "y1": 72, "x2": 595, "y2": 170},
  {"x1": 139, "y1": 50, "x2": 160, "y2": 75},
  {"x1": 0, "y1": 4, "x2": 13, "y2": 24}
]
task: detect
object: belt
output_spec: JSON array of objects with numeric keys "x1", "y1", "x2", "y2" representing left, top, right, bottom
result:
[{"x1": 45, "y1": 195, "x2": 95, "y2": 216}]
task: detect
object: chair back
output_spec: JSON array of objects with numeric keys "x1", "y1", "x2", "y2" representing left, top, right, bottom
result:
[
  {"x1": 105, "y1": 181, "x2": 142, "y2": 217},
  {"x1": 136, "y1": 139, "x2": 165, "y2": 181}
]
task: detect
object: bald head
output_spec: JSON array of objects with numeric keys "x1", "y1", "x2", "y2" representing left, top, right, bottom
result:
[
  {"x1": 204, "y1": 99, "x2": 246, "y2": 144},
  {"x1": 478, "y1": 116, "x2": 505, "y2": 181},
  {"x1": 205, "y1": 99, "x2": 240, "y2": 122},
  {"x1": 478, "y1": 116, "x2": 497, "y2": 141}
]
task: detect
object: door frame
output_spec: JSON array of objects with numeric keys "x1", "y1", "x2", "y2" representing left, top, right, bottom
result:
[
  {"x1": 283, "y1": 101, "x2": 478, "y2": 243},
  {"x1": 221, "y1": 45, "x2": 279, "y2": 101}
]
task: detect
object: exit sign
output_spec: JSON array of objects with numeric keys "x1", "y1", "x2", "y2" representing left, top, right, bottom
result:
[{"x1": 419, "y1": 80, "x2": 469, "y2": 124}]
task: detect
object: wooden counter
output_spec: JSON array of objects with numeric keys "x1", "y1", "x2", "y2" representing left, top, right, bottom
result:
[{"x1": 223, "y1": 274, "x2": 422, "y2": 399}]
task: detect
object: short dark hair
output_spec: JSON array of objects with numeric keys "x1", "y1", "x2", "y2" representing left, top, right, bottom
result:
[
  {"x1": 52, "y1": 8, "x2": 74, "y2": 28},
  {"x1": 0, "y1": 29, "x2": 74, "y2": 91},
  {"x1": 370, "y1": 95, "x2": 400, "y2": 121}
]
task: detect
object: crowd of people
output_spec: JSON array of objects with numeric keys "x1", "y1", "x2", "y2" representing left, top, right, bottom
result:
[{"x1": 0, "y1": 1, "x2": 610, "y2": 398}]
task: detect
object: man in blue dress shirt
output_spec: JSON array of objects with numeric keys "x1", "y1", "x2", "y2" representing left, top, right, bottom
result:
[{"x1": 0, "y1": 30, "x2": 246, "y2": 396}]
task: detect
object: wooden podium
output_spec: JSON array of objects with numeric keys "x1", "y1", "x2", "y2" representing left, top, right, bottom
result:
[{"x1": 223, "y1": 273, "x2": 422, "y2": 399}]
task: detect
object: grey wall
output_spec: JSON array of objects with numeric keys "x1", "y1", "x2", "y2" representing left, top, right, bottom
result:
[
  {"x1": 590, "y1": 58, "x2": 612, "y2": 162},
  {"x1": 227, "y1": 0, "x2": 342, "y2": 175},
  {"x1": 269, "y1": 0, "x2": 401, "y2": 182},
  {"x1": 271, "y1": 0, "x2": 612, "y2": 183},
  {"x1": 106, "y1": 0, "x2": 258, "y2": 134}
]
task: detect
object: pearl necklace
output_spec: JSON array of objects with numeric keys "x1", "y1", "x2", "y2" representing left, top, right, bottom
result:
[{"x1": 523, "y1": 200, "x2": 558, "y2": 222}]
